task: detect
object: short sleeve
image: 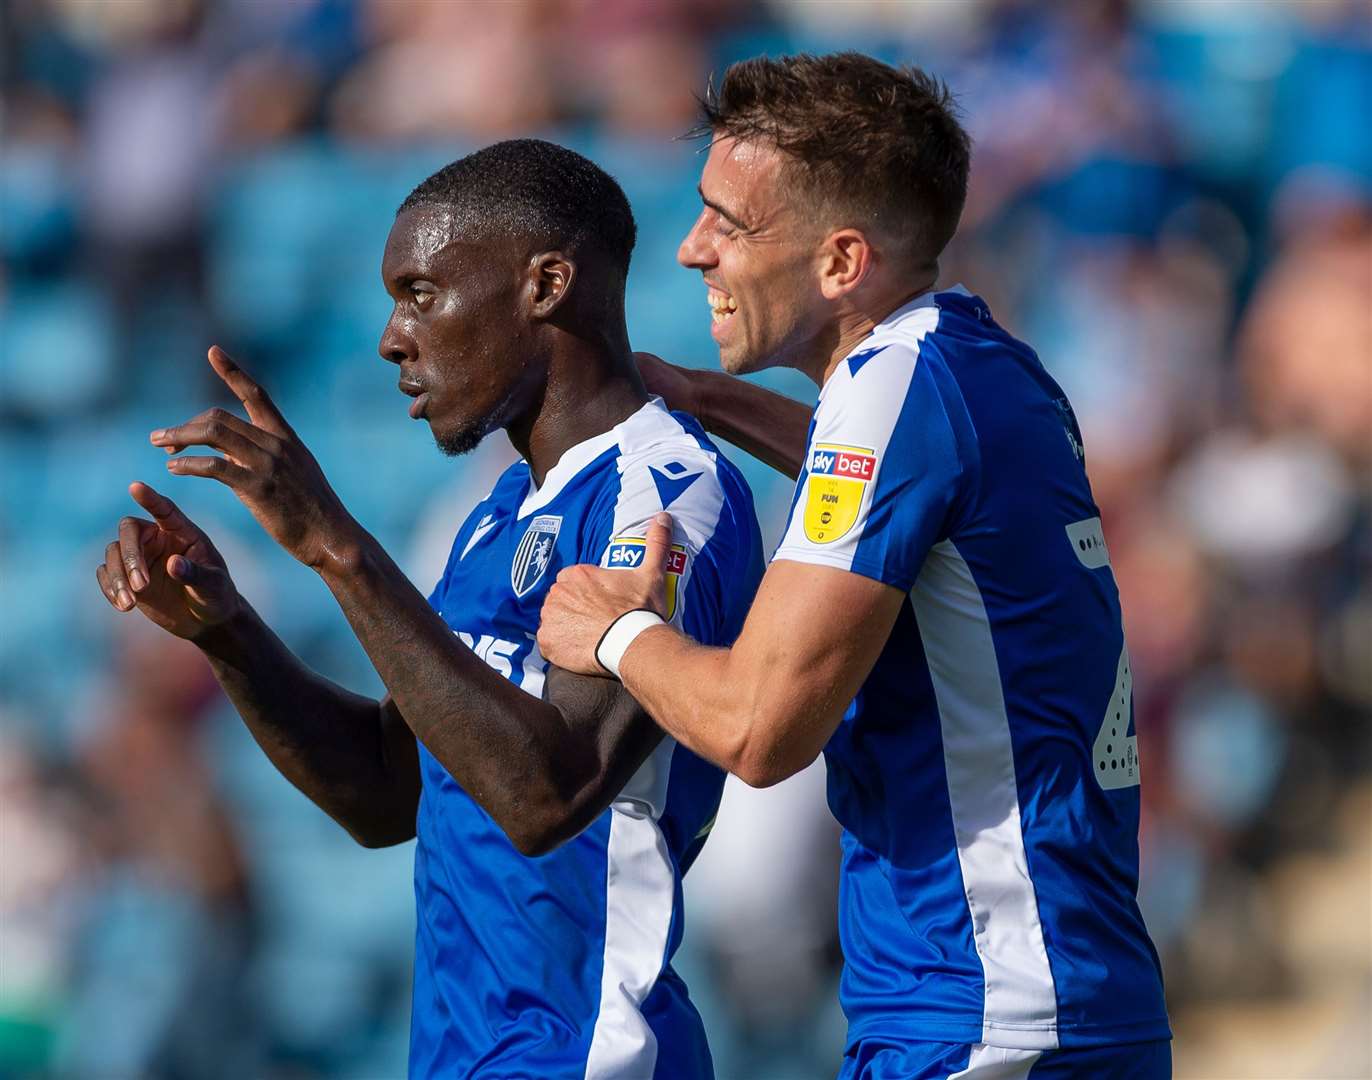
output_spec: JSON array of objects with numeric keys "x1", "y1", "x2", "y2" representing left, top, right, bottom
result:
[
  {"x1": 588, "y1": 447, "x2": 740, "y2": 646},
  {"x1": 772, "y1": 344, "x2": 971, "y2": 592}
]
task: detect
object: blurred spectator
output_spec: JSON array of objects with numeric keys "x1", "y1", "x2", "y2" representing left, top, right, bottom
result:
[
  {"x1": 1237, "y1": 193, "x2": 1372, "y2": 469},
  {"x1": 0, "y1": 731, "x2": 87, "y2": 1075},
  {"x1": 1168, "y1": 428, "x2": 1356, "y2": 575},
  {"x1": 53, "y1": 626, "x2": 259, "y2": 1078},
  {"x1": 560, "y1": 0, "x2": 742, "y2": 135},
  {"x1": 67, "y1": 0, "x2": 218, "y2": 386},
  {"x1": 329, "y1": 0, "x2": 561, "y2": 140},
  {"x1": 213, "y1": 0, "x2": 363, "y2": 147}
]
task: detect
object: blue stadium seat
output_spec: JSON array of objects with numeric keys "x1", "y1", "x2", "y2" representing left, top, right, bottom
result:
[
  {"x1": 0, "y1": 280, "x2": 115, "y2": 418},
  {"x1": 209, "y1": 140, "x2": 347, "y2": 353},
  {"x1": 0, "y1": 144, "x2": 76, "y2": 262}
]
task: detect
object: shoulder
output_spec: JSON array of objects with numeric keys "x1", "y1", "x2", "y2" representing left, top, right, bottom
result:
[
  {"x1": 807, "y1": 338, "x2": 980, "y2": 528},
  {"x1": 597, "y1": 401, "x2": 757, "y2": 558},
  {"x1": 614, "y1": 399, "x2": 719, "y2": 472},
  {"x1": 832, "y1": 288, "x2": 984, "y2": 390},
  {"x1": 613, "y1": 402, "x2": 748, "y2": 516},
  {"x1": 819, "y1": 298, "x2": 950, "y2": 428},
  {"x1": 815, "y1": 334, "x2": 961, "y2": 456}
]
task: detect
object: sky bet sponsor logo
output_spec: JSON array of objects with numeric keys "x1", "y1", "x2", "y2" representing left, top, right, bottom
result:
[
  {"x1": 803, "y1": 443, "x2": 877, "y2": 545},
  {"x1": 606, "y1": 539, "x2": 687, "y2": 574},
  {"x1": 808, "y1": 445, "x2": 876, "y2": 482},
  {"x1": 604, "y1": 536, "x2": 687, "y2": 617},
  {"x1": 607, "y1": 542, "x2": 646, "y2": 568}
]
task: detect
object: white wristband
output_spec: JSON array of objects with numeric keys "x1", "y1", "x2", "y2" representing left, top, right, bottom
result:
[{"x1": 595, "y1": 609, "x2": 666, "y2": 680}]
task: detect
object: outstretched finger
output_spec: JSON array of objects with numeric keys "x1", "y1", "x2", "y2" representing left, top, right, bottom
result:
[
  {"x1": 149, "y1": 412, "x2": 272, "y2": 467},
  {"x1": 165, "y1": 454, "x2": 252, "y2": 490},
  {"x1": 207, "y1": 346, "x2": 292, "y2": 437},
  {"x1": 149, "y1": 407, "x2": 276, "y2": 457},
  {"x1": 130, "y1": 482, "x2": 202, "y2": 542}
]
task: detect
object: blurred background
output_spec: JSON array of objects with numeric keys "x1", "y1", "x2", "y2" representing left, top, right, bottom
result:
[{"x1": 1, "y1": 0, "x2": 1368, "y2": 1077}]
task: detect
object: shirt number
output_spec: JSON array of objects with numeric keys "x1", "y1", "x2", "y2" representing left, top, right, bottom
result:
[{"x1": 1068, "y1": 517, "x2": 1141, "y2": 791}]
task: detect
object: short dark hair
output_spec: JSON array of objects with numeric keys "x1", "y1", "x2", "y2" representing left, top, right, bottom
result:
[
  {"x1": 698, "y1": 53, "x2": 971, "y2": 265},
  {"x1": 398, "y1": 138, "x2": 637, "y2": 277}
]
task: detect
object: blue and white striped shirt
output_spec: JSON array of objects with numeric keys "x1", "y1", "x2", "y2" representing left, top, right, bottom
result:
[
  {"x1": 413, "y1": 398, "x2": 763, "y2": 1078},
  {"x1": 774, "y1": 288, "x2": 1170, "y2": 1051}
]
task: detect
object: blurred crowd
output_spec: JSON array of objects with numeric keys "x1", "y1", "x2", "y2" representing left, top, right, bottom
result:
[{"x1": 1, "y1": 0, "x2": 1368, "y2": 1077}]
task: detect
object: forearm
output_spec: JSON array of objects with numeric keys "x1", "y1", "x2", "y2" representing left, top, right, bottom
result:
[
  {"x1": 195, "y1": 602, "x2": 413, "y2": 844},
  {"x1": 693, "y1": 369, "x2": 811, "y2": 479},
  {"x1": 537, "y1": 555, "x2": 901, "y2": 789},
  {"x1": 318, "y1": 530, "x2": 601, "y2": 842},
  {"x1": 608, "y1": 565, "x2": 894, "y2": 787},
  {"x1": 615, "y1": 625, "x2": 798, "y2": 787}
]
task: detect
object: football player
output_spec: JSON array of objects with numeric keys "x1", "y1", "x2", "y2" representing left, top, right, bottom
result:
[
  {"x1": 538, "y1": 55, "x2": 1172, "y2": 1080},
  {"x1": 97, "y1": 140, "x2": 763, "y2": 1078}
]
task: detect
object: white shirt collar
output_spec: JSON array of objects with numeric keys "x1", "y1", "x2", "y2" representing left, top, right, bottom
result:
[
  {"x1": 865, "y1": 282, "x2": 966, "y2": 344},
  {"x1": 817, "y1": 283, "x2": 967, "y2": 401},
  {"x1": 515, "y1": 397, "x2": 667, "y2": 519}
]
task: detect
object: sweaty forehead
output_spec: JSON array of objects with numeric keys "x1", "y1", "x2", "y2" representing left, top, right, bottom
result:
[
  {"x1": 384, "y1": 202, "x2": 539, "y2": 282},
  {"x1": 702, "y1": 136, "x2": 791, "y2": 224},
  {"x1": 383, "y1": 205, "x2": 459, "y2": 276}
]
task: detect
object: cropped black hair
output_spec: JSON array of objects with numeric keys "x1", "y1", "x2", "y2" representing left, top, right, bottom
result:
[{"x1": 399, "y1": 139, "x2": 637, "y2": 277}]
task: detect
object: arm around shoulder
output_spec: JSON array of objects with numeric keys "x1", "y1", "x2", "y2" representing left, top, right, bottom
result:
[{"x1": 636, "y1": 353, "x2": 811, "y2": 480}]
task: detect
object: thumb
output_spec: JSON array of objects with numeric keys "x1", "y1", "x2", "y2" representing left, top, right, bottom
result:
[
  {"x1": 641, "y1": 512, "x2": 674, "y2": 576},
  {"x1": 166, "y1": 553, "x2": 229, "y2": 608}
]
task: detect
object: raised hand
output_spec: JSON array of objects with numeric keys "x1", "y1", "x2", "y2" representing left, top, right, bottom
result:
[
  {"x1": 537, "y1": 512, "x2": 674, "y2": 676},
  {"x1": 97, "y1": 481, "x2": 240, "y2": 640},
  {"x1": 150, "y1": 346, "x2": 360, "y2": 572}
]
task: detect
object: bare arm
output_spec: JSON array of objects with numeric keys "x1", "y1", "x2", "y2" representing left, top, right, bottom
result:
[
  {"x1": 316, "y1": 530, "x2": 663, "y2": 855},
  {"x1": 196, "y1": 606, "x2": 422, "y2": 848},
  {"x1": 538, "y1": 519, "x2": 905, "y2": 786},
  {"x1": 97, "y1": 482, "x2": 419, "y2": 848},
  {"x1": 148, "y1": 348, "x2": 663, "y2": 856},
  {"x1": 637, "y1": 353, "x2": 811, "y2": 479}
]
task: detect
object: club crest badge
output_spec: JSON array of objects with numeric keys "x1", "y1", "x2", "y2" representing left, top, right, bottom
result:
[
  {"x1": 511, "y1": 514, "x2": 562, "y2": 597},
  {"x1": 803, "y1": 442, "x2": 877, "y2": 544},
  {"x1": 604, "y1": 536, "x2": 689, "y2": 619}
]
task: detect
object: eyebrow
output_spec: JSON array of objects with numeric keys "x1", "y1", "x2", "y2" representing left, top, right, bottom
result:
[{"x1": 698, "y1": 185, "x2": 748, "y2": 230}]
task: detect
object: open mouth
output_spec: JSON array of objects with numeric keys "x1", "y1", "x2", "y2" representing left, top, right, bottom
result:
[{"x1": 708, "y1": 286, "x2": 737, "y2": 326}]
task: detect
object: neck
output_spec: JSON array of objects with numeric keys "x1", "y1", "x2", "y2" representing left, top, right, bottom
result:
[
  {"x1": 812, "y1": 272, "x2": 940, "y2": 388},
  {"x1": 507, "y1": 337, "x2": 648, "y2": 487}
]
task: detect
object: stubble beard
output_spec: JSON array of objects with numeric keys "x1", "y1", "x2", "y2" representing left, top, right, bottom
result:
[
  {"x1": 434, "y1": 422, "x2": 487, "y2": 457},
  {"x1": 431, "y1": 379, "x2": 525, "y2": 458}
]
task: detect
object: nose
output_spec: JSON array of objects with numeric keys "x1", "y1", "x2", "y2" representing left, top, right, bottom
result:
[
  {"x1": 677, "y1": 209, "x2": 716, "y2": 271},
  {"x1": 378, "y1": 310, "x2": 415, "y2": 366}
]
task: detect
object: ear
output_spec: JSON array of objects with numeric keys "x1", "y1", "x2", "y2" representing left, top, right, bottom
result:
[
  {"x1": 528, "y1": 251, "x2": 577, "y2": 319},
  {"x1": 817, "y1": 229, "x2": 874, "y2": 301}
]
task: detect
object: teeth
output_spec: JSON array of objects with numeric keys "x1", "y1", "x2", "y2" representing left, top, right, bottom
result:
[{"x1": 707, "y1": 288, "x2": 737, "y2": 321}]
